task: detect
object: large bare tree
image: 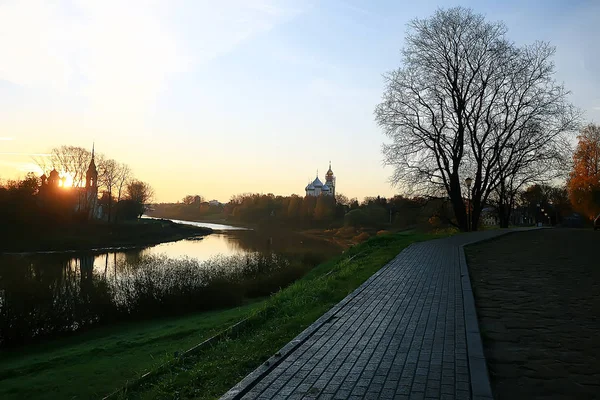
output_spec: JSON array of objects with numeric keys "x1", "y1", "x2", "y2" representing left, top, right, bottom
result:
[
  {"x1": 98, "y1": 158, "x2": 119, "y2": 221},
  {"x1": 375, "y1": 7, "x2": 579, "y2": 231},
  {"x1": 114, "y1": 162, "x2": 132, "y2": 203},
  {"x1": 35, "y1": 146, "x2": 91, "y2": 187}
]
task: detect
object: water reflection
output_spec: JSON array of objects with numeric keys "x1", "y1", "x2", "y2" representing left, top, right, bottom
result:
[
  {"x1": 142, "y1": 216, "x2": 248, "y2": 231},
  {"x1": 0, "y1": 225, "x2": 341, "y2": 347}
]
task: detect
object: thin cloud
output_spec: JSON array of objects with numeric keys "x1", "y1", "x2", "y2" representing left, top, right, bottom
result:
[
  {"x1": 0, "y1": 137, "x2": 14, "y2": 141},
  {"x1": 0, "y1": 152, "x2": 51, "y2": 156},
  {"x1": 0, "y1": 160, "x2": 44, "y2": 174},
  {"x1": 0, "y1": 0, "x2": 307, "y2": 132}
]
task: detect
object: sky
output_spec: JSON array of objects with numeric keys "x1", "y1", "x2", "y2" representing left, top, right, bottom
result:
[{"x1": 0, "y1": 0, "x2": 599, "y2": 203}]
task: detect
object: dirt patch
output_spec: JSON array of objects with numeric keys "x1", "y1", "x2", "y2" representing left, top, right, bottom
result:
[{"x1": 466, "y1": 229, "x2": 600, "y2": 399}]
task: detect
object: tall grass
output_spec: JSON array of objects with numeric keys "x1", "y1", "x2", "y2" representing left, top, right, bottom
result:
[{"x1": 0, "y1": 253, "x2": 311, "y2": 347}]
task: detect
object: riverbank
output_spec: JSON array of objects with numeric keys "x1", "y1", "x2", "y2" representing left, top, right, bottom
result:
[
  {"x1": 0, "y1": 218, "x2": 212, "y2": 253},
  {"x1": 145, "y1": 212, "x2": 255, "y2": 229},
  {"x1": 0, "y1": 231, "x2": 440, "y2": 399}
]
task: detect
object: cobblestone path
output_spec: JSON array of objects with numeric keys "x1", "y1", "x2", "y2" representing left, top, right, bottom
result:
[{"x1": 223, "y1": 230, "x2": 521, "y2": 400}]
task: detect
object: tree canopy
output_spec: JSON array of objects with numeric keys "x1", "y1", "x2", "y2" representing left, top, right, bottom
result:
[
  {"x1": 375, "y1": 7, "x2": 579, "y2": 231},
  {"x1": 568, "y1": 124, "x2": 600, "y2": 219}
]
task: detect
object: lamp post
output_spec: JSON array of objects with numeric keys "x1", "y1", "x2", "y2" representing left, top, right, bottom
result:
[
  {"x1": 541, "y1": 208, "x2": 545, "y2": 226},
  {"x1": 465, "y1": 177, "x2": 473, "y2": 231}
]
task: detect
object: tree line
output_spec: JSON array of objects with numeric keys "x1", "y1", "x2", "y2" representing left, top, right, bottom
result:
[
  {"x1": 151, "y1": 193, "x2": 480, "y2": 231},
  {"x1": 0, "y1": 145, "x2": 154, "y2": 226}
]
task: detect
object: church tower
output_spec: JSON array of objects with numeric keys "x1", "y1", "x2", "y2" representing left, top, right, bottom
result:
[
  {"x1": 85, "y1": 144, "x2": 99, "y2": 218},
  {"x1": 325, "y1": 161, "x2": 335, "y2": 197},
  {"x1": 86, "y1": 144, "x2": 98, "y2": 189}
]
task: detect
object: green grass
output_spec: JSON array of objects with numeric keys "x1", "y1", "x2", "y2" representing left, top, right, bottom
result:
[
  {"x1": 120, "y1": 232, "x2": 439, "y2": 400},
  {"x1": 0, "y1": 304, "x2": 260, "y2": 400},
  {"x1": 0, "y1": 232, "x2": 439, "y2": 400}
]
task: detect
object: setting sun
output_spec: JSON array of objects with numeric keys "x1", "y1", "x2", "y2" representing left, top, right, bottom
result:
[{"x1": 58, "y1": 172, "x2": 74, "y2": 188}]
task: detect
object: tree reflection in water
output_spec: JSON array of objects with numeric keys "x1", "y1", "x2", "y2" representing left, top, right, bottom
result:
[{"x1": 0, "y1": 229, "x2": 341, "y2": 347}]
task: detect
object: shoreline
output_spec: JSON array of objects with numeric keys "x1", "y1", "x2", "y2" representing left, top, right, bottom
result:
[{"x1": 0, "y1": 219, "x2": 212, "y2": 254}]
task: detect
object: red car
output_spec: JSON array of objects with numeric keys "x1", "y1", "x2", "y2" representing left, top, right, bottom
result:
[{"x1": 595, "y1": 214, "x2": 600, "y2": 231}]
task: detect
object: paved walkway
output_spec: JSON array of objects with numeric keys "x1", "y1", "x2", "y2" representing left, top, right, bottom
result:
[{"x1": 222, "y1": 230, "x2": 524, "y2": 400}]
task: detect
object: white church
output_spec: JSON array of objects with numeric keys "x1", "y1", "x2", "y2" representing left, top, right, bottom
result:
[{"x1": 305, "y1": 162, "x2": 336, "y2": 197}]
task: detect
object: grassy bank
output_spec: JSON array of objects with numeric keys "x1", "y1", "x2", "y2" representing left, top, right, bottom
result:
[
  {"x1": 0, "y1": 305, "x2": 259, "y2": 400},
  {"x1": 0, "y1": 218, "x2": 211, "y2": 253},
  {"x1": 121, "y1": 231, "x2": 440, "y2": 400},
  {"x1": 0, "y1": 231, "x2": 439, "y2": 400}
]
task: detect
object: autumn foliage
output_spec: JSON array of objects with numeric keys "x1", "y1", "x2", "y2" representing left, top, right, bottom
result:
[{"x1": 568, "y1": 124, "x2": 600, "y2": 219}]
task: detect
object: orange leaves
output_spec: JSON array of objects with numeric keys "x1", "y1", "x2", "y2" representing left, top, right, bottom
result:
[{"x1": 568, "y1": 124, "x2": 600, "y2": 219}]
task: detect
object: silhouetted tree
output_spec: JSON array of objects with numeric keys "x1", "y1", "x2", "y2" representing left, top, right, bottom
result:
[
  {"x1": 126, "y1": 180, "x2": 154, "y2": 218},
  {"x1": 335, "y1": 192, "x2": 350, "y2": 206},
  {"x1": 375, "y1": 7, "x2": 579, "y2": 231},
  {"x1": 182, "y1": 194, "x2": 204, "y2": 205},
  {"x1": 115, "y1": 162, "x2": 132, "y2": 203},
  {"x1": 98, "y1": 158, "x2": 119, "y2": 221}
]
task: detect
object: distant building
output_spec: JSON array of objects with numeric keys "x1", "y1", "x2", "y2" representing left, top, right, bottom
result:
[
  {"x1": 208, "y1": 200, "x2": 222, "y2": 206},
  {"x1": 305, "y1": 162, "x2": 336, "y2": 197},
  {"x1": 480, "y1": 207, "x2": 498, "y2": 226},
  {"x1": 40, "y1": 145, "x2": 103, "y2": 220}
]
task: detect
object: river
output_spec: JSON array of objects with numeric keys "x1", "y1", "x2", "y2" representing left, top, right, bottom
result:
[{"x1": 0, "y1": 219, "x2": 342, "y2": 347}]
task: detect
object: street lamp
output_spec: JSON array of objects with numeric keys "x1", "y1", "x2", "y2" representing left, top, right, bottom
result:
[{"x1": 465, "y1": 177, "x2": 473, "y2": 231}]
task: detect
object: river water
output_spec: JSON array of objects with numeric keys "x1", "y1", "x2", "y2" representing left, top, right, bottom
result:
[{"x1": 0, "y1": 219, "x2": 342, "y2": 346}]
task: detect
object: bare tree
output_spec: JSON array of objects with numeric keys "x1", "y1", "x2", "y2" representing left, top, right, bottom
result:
[
  {"x1": 335, "y1": 192, "x2": 350, "y2": 206},
  {"x1": 115, "y1": 162, "x2": 132, "y2": 203},
  {"x1": 34, "y1": 146, "x2": 91, "y2": 187},
  {"x1": 375, "y1": 7, "x2": 580, "y2": 231},
  {"x1": 182, "y1": 195, "x2": 204, "y2": 205},
  {"x1": 98, "y1": 159, "x2": 119, "y2": 221},
  {"x1": 126, "y1": 180, "x2": 155, "y2": 218}
]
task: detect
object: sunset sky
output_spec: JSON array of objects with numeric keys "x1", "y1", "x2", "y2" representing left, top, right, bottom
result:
[{"x1": 1, "y1": 0, "x2": 599, "y2": 203}]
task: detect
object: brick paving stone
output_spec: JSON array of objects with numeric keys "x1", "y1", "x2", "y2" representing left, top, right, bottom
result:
[{"x1": 225, "y1": 230, "x2": 528, "y2": 400}]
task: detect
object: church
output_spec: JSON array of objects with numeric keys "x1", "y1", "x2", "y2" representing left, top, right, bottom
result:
[
  {"x1": 305, "y1": 162, "x2": 336, "y2": 197},
  {"x1": 39, "y1": 145, "x2": 103, "y2": 220}
]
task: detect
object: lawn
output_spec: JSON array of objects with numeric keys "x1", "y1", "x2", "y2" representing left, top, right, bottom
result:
[
  {"x1": 0, "y1": 231, "x2": 437, "y2": 400},
  {"x1": 0, "y1": 305, "x2": 259, "y2": 400}
]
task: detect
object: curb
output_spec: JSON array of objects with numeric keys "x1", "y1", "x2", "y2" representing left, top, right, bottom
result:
[
  {"x1": 459, "y1": 243, "x2": 494, "y2": 400},
  {"x1": 459, "y1": 228, "x2": 541, "y2": 400}
]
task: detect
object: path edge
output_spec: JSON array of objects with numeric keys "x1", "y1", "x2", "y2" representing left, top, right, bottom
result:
[
  {"x1": 220, "y1": 243, "x2": 417, "y2": 399},
  {"x1": 459, "y1": 242, "x2": 494, "y2": 400},
  {"x1": 458, "y1": 229, "x2": 541, "y2": 400}
]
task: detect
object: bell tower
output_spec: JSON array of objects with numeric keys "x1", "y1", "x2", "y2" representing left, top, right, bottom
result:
[
  {"x1": 84, "y1": 143, "x2": 99, "y2": 218},
  {"x1": 86, "y1": 143, "x2": 98, "y2": 189},
  {"x1": 325, "y1": 161, "x2": 335, "y2": 197}
]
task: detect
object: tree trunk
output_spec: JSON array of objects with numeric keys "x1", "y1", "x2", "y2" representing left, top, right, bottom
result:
[
  {"x1": 107, "y1": 189, "x2": 113, "y2": 222},
  {"x1": 498, "y1": 205, "x2": 510, "y2": 228},
  {"x1": 449, "y1": 175, "x2": 468, "y2": 231},
  {"x1": 471, "y1": 197, "x2": 482, "y2": 231}
]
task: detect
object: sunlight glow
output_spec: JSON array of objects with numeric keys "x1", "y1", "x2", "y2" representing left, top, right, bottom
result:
[{"x1": 58, "y1": 172, "x2": 74, "y2": 188}]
